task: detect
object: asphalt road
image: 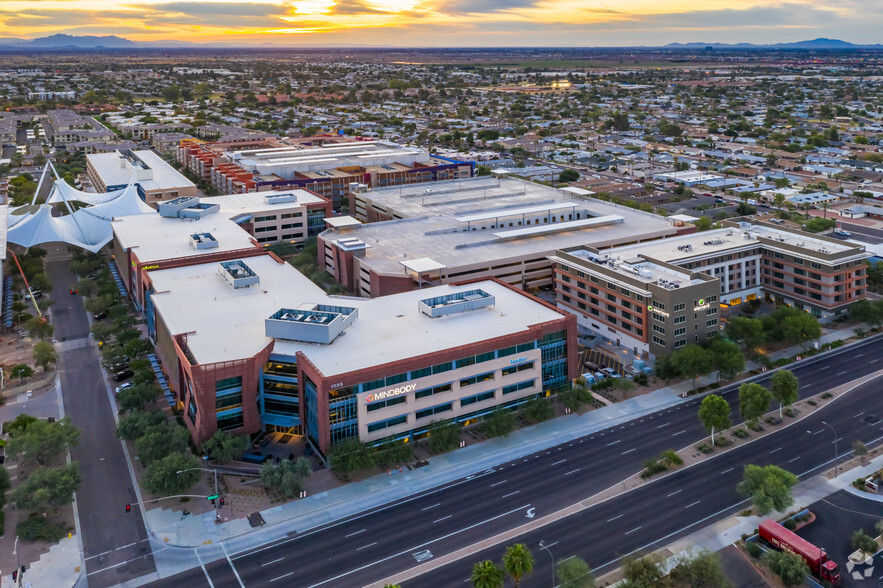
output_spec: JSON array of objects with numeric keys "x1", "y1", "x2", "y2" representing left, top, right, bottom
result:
[
  {"x1": 838, "y1": 221, "x2": 883, "y2": 245},
  {"x1": 152, "y1": 335, "x2": 883, "y2": 588},
  {"x1": 45, "y1": 248, "x2": 156, "y2": 588}
]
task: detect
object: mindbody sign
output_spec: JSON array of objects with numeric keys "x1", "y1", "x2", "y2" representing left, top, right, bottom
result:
[{"x1": 366, "y1": 384, "x2": 416, "y2": 403}]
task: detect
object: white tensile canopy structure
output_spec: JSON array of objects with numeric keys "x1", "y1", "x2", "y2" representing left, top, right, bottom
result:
[{"x1": 7, "y1": 162, "x2": 154, "y2": 253}]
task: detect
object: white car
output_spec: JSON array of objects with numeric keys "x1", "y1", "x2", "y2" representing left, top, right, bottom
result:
[
  {"x1": 601, "y1": 367, "x2": 619, "y2": 377},
  {"x1": 115, "y1": 382, "x2": 135, "y2": 395}
]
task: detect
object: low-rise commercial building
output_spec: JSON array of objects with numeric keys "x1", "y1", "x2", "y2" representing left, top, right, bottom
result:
[
  {"x1": 86, "y1": 149, "x2": 198, "y2": 205},
  {"x1": 147, "y1": 254, "x2": 577, "y2": 453},
  {"x1": 320, "y1": 176, "x2": 684, "y2": 297},
  {"x1": 551, "y1": 221, "x2": 868, "y2": 359}
]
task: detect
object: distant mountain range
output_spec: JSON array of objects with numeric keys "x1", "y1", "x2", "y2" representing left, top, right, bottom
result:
[
  {"x1": 1, "y1": 34, "x2": 883, "y2": 51},
  {"x1": 664, "y1": 38, "x2": 883, "y2": 50}
]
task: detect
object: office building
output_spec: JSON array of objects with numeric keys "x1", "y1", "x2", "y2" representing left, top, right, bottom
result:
[
  {"x1": 320, "y1": 176, "x2": 685, "y2": 297},
  {"x1": 147, "y1": 253, "x2": 577, "y2": 453},
  {"x1": 551, "y1": 221, "x2": 869, "y2": 359},
  {"x1": 86, "y1": 149, "x2": 197, "y2": 205}
]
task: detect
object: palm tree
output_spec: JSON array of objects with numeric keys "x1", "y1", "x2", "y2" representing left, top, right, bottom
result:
[
  {"x1": 773, "y1": 193, "x2": 786, "y2": 210},
  {"x1": 502, "y1": 544, "x2": 534, "y2": 587},
  {"x1": 471, "y1": 560, "x2": 504, "y2": 588}
]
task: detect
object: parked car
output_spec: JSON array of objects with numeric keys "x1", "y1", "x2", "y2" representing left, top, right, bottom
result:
[
  {"x1": 115, "y1": 382, "x2": 135, "y2": 395},
  {"x1": 601, "y1": 367, "x2": 619, "y2": 377},
  {"x1": 834, "y1": 229, "x2": 851, "y2": 237},
  {"x1": 112, "y1": 369, "x2": 134, "y2": 382},
  {"x1": 592, "y1": 371, "x2": 606, "y2": 382},
  {"x1": 93, "y1": 310, "x2": 108, "y2": 320},
  {"x1": 24, "y1": 288, "x2": 42, "y2": 300},
  {"x1": 110, "y1": 361, "x2": 129, "y2": 373}
]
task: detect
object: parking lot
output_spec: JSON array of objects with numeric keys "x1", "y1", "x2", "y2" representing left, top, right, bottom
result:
[{"x1": 796, "y1": 490, "x2": 882, "y2": 587}]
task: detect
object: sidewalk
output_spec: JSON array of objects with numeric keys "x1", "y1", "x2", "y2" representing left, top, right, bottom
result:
[{"x1": 145, "y1": 324, "x2": 868, "y2": 554}]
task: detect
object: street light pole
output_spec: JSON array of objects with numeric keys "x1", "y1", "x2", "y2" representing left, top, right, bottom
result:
[
  {"x1": 539, "y1": 540, "x2": 555, "y2": 588},
  {"x1": 176, "y1": 467, "x2": 220, "y2": 521},
  {"x1": 821, "y1": 420, "x2": 838, "y2": 478}
]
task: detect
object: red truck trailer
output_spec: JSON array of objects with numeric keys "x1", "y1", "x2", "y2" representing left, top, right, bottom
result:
[{"x1": 758, "y1": 519, "x2": 840, "y2": 583}]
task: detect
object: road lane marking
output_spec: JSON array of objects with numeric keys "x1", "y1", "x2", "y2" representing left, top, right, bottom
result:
[
  {"x1": 720, "y1": 468, "x2": 734, "y2": 474},
  {"x1": 306, "y1": 504, "x2": 532, "y2": 587},
  {"x1": 625, "y1": 526, "x2": 642, "y2": 535},
  {"x1": 565, "y1": 468, "x2": 581, "y2": 476},
  {"x1": 490, "y1": 480, "x2": 507, "y2": 487},
  {"x1": 345, "y1": 529, "x2": 366, "y2": 537},
  {"x1": 657, "y1": 422, "x2": 670, "y2": 429},
  {"x1": 813, "y1": 430, "x2": 823, "y2": 435},
  {"x1": 769, "y1": 447, "x2": 782, "y2": 454},
  {"x1": 621, "y1": 448, "x2": 636, "y2": 455},
  {"x1": 606, "y1": 440, "x2": 621, "y2": 446},
  {"x1": 788, "y1": 456, "x2": 801, "y2": 463},
  {"x1": 357, "y1": 542, "x2": 377, "y2": 551},
  {"x1": 262, "y1": 558, "x2": 285, "y2": 566},
  {"x1": 433, "y1": 515, "x2": 452, "y2": 523},
  {"x1": 672, "y1": 430, "x2": 686, "y2": 436},
  {"x1": 685, "y1": 500, "x2": 701, "y2": 509},
  {"x1": 195, "y1": 551, "x2": 215, "y2": 588},
  {"x1": 836, "y1": 371, "x2": 847, "y2": 376},
  {"x1": 222, "y1": 543, "x2": 245, "y2": 588},
  {"x1": 270, "y1": 572, "x2": 294, "y2": 582},
  {"x1": 819, "y1": 365, "x2": 831, "y2": 370},
  {"x1": 421, "y1": 503, "x2": 440, "y2": 511},
  {"x1": 502, "y1": 491, "x2": 520, "y2": 498},
  {"x1": 871, "y1": 359, "x2": 880, "y2": 364},
  {"x1": 855, "y1": 354, "x2": 864, "y2": 358},
  {"x1": 551, "y1": 459, "x2": 567, "y2": 466},
  {"x1": 854, "y1": 412, "x2": 864, "y2": 418},
  {"x1": 667, "y1": 490, "x2": 682, "y2": 497},
  {"x1": 607, "y1": 514, "x2": 623, "y2": 522}
]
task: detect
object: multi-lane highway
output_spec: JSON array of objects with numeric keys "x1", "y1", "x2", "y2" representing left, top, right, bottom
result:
[{"x1": 152, "y1": 335, "x2": 883, "y2": 587}]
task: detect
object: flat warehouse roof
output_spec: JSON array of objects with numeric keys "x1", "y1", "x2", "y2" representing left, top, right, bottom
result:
[
  {"x1": 149, "y1": 254, "x2": 565, "y2": 373},
  {"x1": 455, "y1": 202, "x2": 578, "y2": 223},
  {"x1": 87, "y1": 150, "x2": 195, "y2": 191}
]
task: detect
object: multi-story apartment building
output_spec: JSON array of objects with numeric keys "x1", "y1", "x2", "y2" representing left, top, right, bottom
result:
[
  {"x1": 43, "y1": 109, "x2": 115, "y2": 145},
  {"x1": 552, "y1": 221, "x2": 869, "y2": 359},
  {"x1": 179, "y1": 138, "x2": 472, "y2": 208}
]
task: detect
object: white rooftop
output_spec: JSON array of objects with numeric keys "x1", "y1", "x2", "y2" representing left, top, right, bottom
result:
[
  {"x1": 87, "y1": 150, "x2": 195, "y2": 191},
  {"x1": 401, "y1": 257, "x2": 447, "y2": 273},
  {"x1": 149, "y1": 254, "x2": 564, "y2": 374},
  {"x1": 324, "y1": 215, "x2": 362, "y2": 229}
]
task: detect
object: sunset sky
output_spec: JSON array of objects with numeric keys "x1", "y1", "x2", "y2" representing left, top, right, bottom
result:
[{"x1": 0, "y1": 0, "x2": 879, "y2": 47}]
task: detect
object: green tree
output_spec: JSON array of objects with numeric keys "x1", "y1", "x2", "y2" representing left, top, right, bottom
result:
[
  {"x1": 10, "y1": 363, "x2": 33, "y2": 384},
  {"x1": 558, "y1": 382, "x2": 593, "y2": 411},
  {"x1": 502, "y1": 543, "x2": 533, "y2": 587},
  {"x1": 708, "y1": 338, "x2": 745, "y2": 381},
  {"x1": 556, "y1": 556, "x2": 595, "y2": 588},
  {"x1": 116, "y1": 410, "x2": 165, "y2": 441},
  {"x1": 726, "y1": 316, "x2": 765, "y2": 355},
  {"x1": 482, "y1": 408, "x2": 516, "y2": 438},
  {"x1": 4, "y1": 414, "x2": 37, "y2": 436},
  {"x1": 117, "y1": 383, "x2": 159, "y2": 412},
  {"x1": 763, "y1": 550, "x2": 809, "y2": 586},
  {"x1": 135, "y1": 423, "x2": 190, "y2": 463},
  {"x1": 7, "y1": 416, "x2": 80, "y2": 467},
  {"x1": 558, "y1": 169, "x2": 580, "y2": 183},
  {"x1": 373, "y1": 438, "x2": 413, "y2": 469},
  {"x1": 737, "y1": 464, "x2": 798, "y2": 515},
  {"x1": 521, "y1": 396, "x2": 554, "y2": 423},
  {"x1": 427, "y1": 420, "x2": 461, "y2": 453},
  {"x1": 781, "y1": 312, "x2": 821, "y2": 350},
  {"x1": 32, "y1": 341, "x2": 57, "y2": 372},
  {"x1": 11, "y1": 463, "x2": 81, "y2": 512},
  {"x1": 852, "y1": 529, "x2": 878, "y2": 554},
  {"x1": 849, "y1": 299, "x2": 883, "y2": 328},
  {"x1": 25, "y1": 316, "x2": 53, "y2": 341},
  {"x1": 693, "y1": 216, "x2": 713, "y2": 231},
  {"x1": 201, "y1": 430, "x2": 249, "y2": 464},
  {"x1": 738, "y1": 383, "x2": 772, "y2": 426},
  {"x1": 142, "y1": 452, "x2": 201, "y2": 496},
  {"x1": 328, "y1": 438, "x2": 374, "y2": 480},
  {"x1": 770, "y1": 369, "x2": 798, "y2": 419},
  {"x1": 471, "y1": 560, "x2": 504, "y2": 588},
  {"x1": 670, "y1": 549, "x2": 730, "y2": 588},
  {"x1": 621, "y1": 554, "x2": 663, "y2": 588},
  {"x1": 698, "y1": 394, "x2": 731, "y2": 446},
  {"x1": 259, "y1": 457, "x2": 312, "y2": 498},
  {"x1": 669, "y1": 345, "x2": 712, "y2": 391},
  {"x1": 853, "y1": 440, "x2": 868, "y2": 464}
]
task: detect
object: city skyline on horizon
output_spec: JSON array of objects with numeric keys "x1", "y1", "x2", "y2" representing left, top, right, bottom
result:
[{"x1": 1, "y1": 0, "x2": 882, "y2": 48}]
